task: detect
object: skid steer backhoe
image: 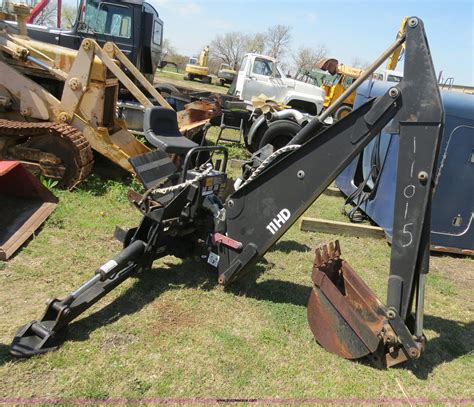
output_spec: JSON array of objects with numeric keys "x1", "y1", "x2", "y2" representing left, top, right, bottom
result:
[{"x1": 10, "y1": 17, "x2": 443, "y2": 368}]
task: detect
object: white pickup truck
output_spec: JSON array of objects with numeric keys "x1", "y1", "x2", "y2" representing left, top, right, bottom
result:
[{"x1": 230, "y1": 53, "x2": 325, "y2": 116}]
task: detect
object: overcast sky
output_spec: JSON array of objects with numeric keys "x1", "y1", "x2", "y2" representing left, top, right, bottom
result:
[{"x1": 148, "y1": 0, "x2": 473, "y2": 86}]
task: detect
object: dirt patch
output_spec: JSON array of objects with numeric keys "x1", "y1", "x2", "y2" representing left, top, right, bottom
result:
[
  {"x1": 152, "y1": 295, "x2": 202, "y2": 337},
  {"x1": 100, "y1": 331, "x2": 138, "y2": 351}
]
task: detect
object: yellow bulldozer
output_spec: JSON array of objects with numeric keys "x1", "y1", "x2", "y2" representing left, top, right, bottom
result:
[{"x1": 0, "y1": 3, "x2": 219, "y2": 188}]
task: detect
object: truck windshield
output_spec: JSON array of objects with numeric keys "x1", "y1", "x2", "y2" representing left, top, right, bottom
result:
[
  {"x1": 387, "y1": 74, "x2": 402, "y2": 82},
  {"x1": 253, "y1": 58, "x2": 275, "y2": 76},
  {"x1": 84, "y1": 1, "x2": 132, "y2": 38}
]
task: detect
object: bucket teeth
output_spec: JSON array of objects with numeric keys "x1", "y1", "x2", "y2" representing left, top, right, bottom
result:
[{"x1": 313, "y1": 240, "x2": 341, "y2": 268}]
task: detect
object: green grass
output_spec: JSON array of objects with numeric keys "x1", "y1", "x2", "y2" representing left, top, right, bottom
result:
[
  {"x1": 155, "y1": 70, "x2": 227, "y2": 93},
  {"x1": 0, "y1": 142, "x2": 472, "y2": 403}
]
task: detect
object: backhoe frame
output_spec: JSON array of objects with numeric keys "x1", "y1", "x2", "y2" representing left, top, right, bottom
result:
[{"x1": 10, "y1": 17, "x2": 443, "y2": 367}]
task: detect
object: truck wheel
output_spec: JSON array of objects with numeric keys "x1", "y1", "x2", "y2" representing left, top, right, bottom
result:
[
  {"x1": 258, "y1": 120, "x2": 302, "y2": 151},
  {"x1": 183, "y1": 73, "x2": 190, "y2": 80},
  {"x1": 335, "y1": 105, "x2": 352, "y2": 121}
]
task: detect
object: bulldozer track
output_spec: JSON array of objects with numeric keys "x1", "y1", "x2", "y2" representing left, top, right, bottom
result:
[{"x1": 0, "y1": 119, "x2": 94, "y2": 188}]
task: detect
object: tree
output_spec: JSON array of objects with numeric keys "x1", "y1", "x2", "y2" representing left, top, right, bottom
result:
[
  {"x1": 292, "y1": 44, "x2": 328, "y2": 80},
  {"x1": 161, "y1": 38, "x2": 176, "y2": 61},
  {"x1": 351, "y1": 57, "x2": 370, "y2": 69},
  {"x1": 246, "y1": 33, "x2": 266, "y2": 54},
  {"x1": 34, "y1": 3, "x2": 57, "y2": 26},
  {"x1": 61, "y1": 5, "x2": 78, "y2": 29},
  {"x1": 265, "y1": 24, "x2": 291, "y2": 60},
  {"x1": 210, "y1": 32, "x2": 248, "y2": 69}
]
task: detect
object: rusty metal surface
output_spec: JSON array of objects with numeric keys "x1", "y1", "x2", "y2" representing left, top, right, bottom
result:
[
  {"x1": 177, "y1": 97, "x2": 222, "y2": 130},
  {"x1": 0, "y1": 161, "x2": 58, "y2": 260},
  {"x1": 307, "y1": 240, "x2": 387, "y2": 361},
  {"x1": 0, "y1": 119, "x2": 93, "y2": 188}
]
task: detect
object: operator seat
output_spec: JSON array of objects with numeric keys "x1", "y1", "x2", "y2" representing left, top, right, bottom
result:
[{"x1": 143, "y1": 107, "x2": 199, "y2": 155}]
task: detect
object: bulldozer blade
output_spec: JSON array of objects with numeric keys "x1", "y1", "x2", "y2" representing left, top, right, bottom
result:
[
  {"x1": 307, "y1": 241, "x2": 388, "y2": 362},
  {"x1": 0, "y1": 161, "x2": 58, "y2": 260}
]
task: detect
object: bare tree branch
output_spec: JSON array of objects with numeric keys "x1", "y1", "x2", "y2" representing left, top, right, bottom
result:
[
  {"x1": 246, "y1": 33, "x2": 266, "y2": 54},
  {"x1": 61, "y1": 4, "x2": 78, "y2": 29},
  {"x1": 292, "y1": 45, "x2": 328, "y2": 80},
  {"x1": 34, "y1": 3, "x2": 57, "y2": 26},
  {"x1": 351, "y1": 56, "x2": 370, "y2": 69},
  {"x1": 210, "y1": 32, "x2": 248, "y2": 69},
  {"x1": 161, "y1": 38, "x2": 176, "y2": 60},
  {"x1": 265, "y1": 24, "x2": 291, "y2": 60}
]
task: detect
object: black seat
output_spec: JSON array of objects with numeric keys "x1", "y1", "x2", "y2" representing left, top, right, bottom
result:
[{"x1": 143, "y1": 107, "x2": 199, "y2": 155}]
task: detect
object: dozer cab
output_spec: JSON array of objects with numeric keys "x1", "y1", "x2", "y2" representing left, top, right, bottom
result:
[
  {"x1": 3, "y1": 0, "x2": 164, "y2": 85},
  {"x1": 10, "y1": 17, "x2": 444, "y2": 368}
]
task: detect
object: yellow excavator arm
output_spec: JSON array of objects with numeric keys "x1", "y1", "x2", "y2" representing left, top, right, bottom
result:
[{"x1": 386, "y1": 16, "x2": 408, "y2": 70}]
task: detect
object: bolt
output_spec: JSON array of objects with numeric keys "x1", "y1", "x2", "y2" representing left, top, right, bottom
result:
[
  {"x1": 227, "y1": 199, "x2": 234, "y2": 208},
  {"x1": 418, "y1": 171, "x2": 429, "y2": 184},
  {"x1": 104, "y1": 43, "x2": 114, "y2": 53},
  {"x1": 408, "y1": 347, "x2": 420, "y2": 358},
  {"x1": 387, "y1": 309, "x2": 397, "y2": 319},
  {"x1": 389, "y1": 87, "x2": 400, "y2": 98},
  {"x1": 297, "y1": 170, "x2": 305, "y2": 179},
  {"x1": 408, "y1": 17, "x2": 419, "y2": 28},
  {"x1": 58, "y1": 112, "x2": 71, "y2": 123},
  {"x1": 82, "y1": 39, "x2": 93, "y2": 50},
  {"x1": 20, "y1": 107, "x2": 31, "y2": 116},
  {"x1": 68, "y1": 78, "x2": 81, "y2": 91},
  {"x1": 385, "y1": 333, "x2": 395, "y2": 344}
]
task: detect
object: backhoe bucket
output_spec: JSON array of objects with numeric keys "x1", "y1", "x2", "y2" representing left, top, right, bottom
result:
[
  {"x1": 0, "y1": 161, "x2": 58, "y2": 260},
  {"x1": 307, "y1": 241, "x2": 388, "y2": 362}
]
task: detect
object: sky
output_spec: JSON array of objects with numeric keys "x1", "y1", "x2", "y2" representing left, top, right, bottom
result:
[{"x1": 148, "y1": 0, "x2": 474, "y2": 86}]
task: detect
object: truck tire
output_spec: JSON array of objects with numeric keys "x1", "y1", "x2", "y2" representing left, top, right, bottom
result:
[
  {"x1": 258, "y1": 120, "x2": 302, "y2": 150},
  {"x1": 335, "y1": 105, "x2": 352, "y2": 121}
]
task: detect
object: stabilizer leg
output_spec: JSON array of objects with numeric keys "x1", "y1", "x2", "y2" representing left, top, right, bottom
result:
[{"x1": 10, "y1": 240, "x2": 146, "y2": 358}]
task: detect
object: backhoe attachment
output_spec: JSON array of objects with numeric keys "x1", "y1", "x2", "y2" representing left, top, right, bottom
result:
[{"x1": 10, "y1": 17, "x2": 442, "y2": 369}]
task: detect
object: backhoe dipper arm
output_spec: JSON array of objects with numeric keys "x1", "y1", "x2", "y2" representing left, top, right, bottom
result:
[
  {"x1": 214, "y1": 17, "x2": 442, "y2": 365},
  {"x1": 216, "y1": 15, "x2": 443, "y2": 318}
]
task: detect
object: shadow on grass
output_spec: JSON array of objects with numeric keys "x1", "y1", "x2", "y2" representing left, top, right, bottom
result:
[
  {"x1": 270, "y1": 240, "x2": 312, "y2": 254},
  {"x1": 74, "y1": 156, "x2": 140, "y2": 196},
  {"x1": 402, "y1": 315, "x2": 473, "y2": 379},
  {"x1": 0, "y1": 261, "x2": 471, "y2": 377},
  {"x1": 0, "y1": 343, "x2": 10, "y2": 365},
  {"x1": 66, "y1": 260, "x2": 217, "y2": 344}
]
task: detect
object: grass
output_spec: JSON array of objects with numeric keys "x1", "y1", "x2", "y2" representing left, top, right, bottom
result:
[
  {"x1": 155, "y1": 70, "x2": 227, "y2": 94},
  {"x1": 0, "y1": 138, "x2": 472, "y2": 404}
]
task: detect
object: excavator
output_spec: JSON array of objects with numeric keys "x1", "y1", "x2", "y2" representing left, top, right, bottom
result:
[
  {"x1": 10, "y1": 17, "x2": 444, "y2": 368},
  {"x1": 312, "y1": 60, "x2": 363, "y2": 120},
  {"x1": 184, "y1": 46, "x2": 212, "y2": 84},
  {"x1": 311, "y1": 17, "x2": 409, "y2": 122}
]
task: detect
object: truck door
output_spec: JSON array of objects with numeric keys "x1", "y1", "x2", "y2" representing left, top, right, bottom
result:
[{"x1": 241, "y1": 57, "x2": 286, "y2": 102}]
